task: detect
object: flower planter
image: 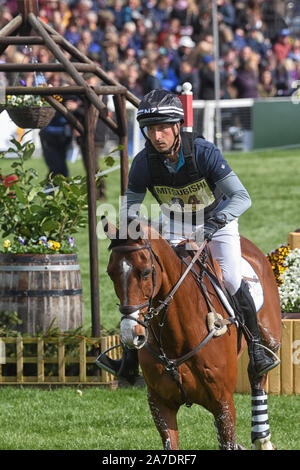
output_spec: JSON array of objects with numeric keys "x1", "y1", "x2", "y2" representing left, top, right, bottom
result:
[
  {"x1": 6, "y1": 105, "x2": 55, "y2": 129},
  {"x1": 282, "y1": 312, "x2": 300, "y2": 319},
  {"x1": 0, "y1": 253, "x2": 83, "y2": 335}
]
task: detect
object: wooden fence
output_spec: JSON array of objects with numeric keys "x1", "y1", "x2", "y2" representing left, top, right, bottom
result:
[
  {"x1": 0, "y1": 320, "x2": 299, "y2": 393},
  {"x1": 236, "y1": 319, "x2": 300, "y2": 394},
  {"x1": 0, "y1": 335, "x2": 121, "y2": 386}
]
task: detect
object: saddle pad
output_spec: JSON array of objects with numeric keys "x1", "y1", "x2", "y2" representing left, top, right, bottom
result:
[
  {"x1": 208, "y1": 257, "x2": 264, "y2": 318},
  {"x1": 241, "y1": 257, "x2": 264, "y2": 312}
]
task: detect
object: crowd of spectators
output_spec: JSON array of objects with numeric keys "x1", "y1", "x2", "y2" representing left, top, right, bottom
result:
[{"x1": 1, "y1": 0, "x2": 299, "y2": 100}]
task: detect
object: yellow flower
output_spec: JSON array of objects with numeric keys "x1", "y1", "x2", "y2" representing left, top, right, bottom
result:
[
  {"x1": 3, "y1": 239, "x2": 11, "y2": 248},
  {"x1": 47, "y1": 240, "x2": 61, "y2": 251}
]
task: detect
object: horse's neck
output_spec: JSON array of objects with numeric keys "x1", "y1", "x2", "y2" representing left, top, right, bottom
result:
[
  {"x1": 150, "y1": 237, "x2": 208, "y2": 352},
  {"x1": 151, "y1": 237, "x2": 182, "y2": 287}
]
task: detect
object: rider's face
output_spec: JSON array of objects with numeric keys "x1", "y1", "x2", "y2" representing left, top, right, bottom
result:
[{"x1": 146, "y1": 123, "x2": 178, "y2": 154}]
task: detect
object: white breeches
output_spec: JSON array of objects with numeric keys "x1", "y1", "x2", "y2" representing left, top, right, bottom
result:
[{"x1": 161, "y1": 216, "x2": 242, "y2": 295}]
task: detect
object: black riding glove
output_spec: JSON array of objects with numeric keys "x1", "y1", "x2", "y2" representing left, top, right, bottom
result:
[{"x1": 204, "y1": 213, "x2": 227, "y2": 242}]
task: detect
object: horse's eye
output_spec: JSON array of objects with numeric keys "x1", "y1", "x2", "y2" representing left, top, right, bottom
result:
[{"x1": 142, "y1": 268, "x2": 151, "y2": 279}]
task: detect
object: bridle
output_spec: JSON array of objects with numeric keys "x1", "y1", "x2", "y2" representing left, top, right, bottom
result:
[
  {"x1": 111, "y1": 238, "x2": 161, "y2": 323},
  {"x1": 111, "y1": 236, "x2": 234, "y2": 407}
]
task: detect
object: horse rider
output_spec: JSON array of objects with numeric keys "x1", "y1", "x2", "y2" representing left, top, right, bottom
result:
[{"x1": 97, "y1": 89, "x2": 279, "y2": 383}]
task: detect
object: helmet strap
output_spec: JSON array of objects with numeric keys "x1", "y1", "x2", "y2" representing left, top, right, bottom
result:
[{"x1": 160, "y1": 122, "x2": 181, "y2": 157}]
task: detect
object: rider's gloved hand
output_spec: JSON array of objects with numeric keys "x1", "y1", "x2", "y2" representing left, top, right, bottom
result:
[{"x1": 203, "y1": 213, "x2": 227, "y2": 242}]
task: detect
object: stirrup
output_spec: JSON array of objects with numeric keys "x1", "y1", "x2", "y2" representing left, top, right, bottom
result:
[
  {"x1": 95, "y1": 344, "x2": 122, "y2": 377},
  {"x1": 96, "y1": 351, "x2": 122, "y2": 377},
  {"x1": 250, "y1": 342, "x2": 280, "y2": 377},
  {"x1": 257, "y1": 343, "x2": 280, "y2": 376}
]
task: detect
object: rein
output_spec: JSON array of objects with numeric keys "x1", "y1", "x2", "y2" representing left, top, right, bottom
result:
[{"x1": 112, "y1": 237, "x2": 233, "y2": 407}]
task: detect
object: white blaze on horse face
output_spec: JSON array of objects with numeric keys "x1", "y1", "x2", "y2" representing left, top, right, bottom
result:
[
  {"x1": 119, "y1": 258, "x2": 147, "y2": 350},
  {"x1": 121, "y1": 258, "x2": 132, "y2": 305}
]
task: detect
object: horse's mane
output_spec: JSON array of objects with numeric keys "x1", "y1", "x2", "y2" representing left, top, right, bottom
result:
[{"x1": 108, "y1": 217, "x2": 162, "y2": 251}]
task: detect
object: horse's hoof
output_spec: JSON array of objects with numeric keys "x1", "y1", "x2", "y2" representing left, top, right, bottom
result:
[{"x1": 252, "y1": 435, "x2": 275, "y2": 450}]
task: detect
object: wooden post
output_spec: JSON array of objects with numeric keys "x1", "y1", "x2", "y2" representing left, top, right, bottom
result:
[
  {"x1": 84, "y1": 99, "x2": 101, "y2": 338},
  {"x1": 79, "y1": 338, "x2": 87, "y2": 383},
  {"x1": 114, "y1": 94, "x2": 129, "y2": 195},
  {"x1": 16, "y1": 337, "x2": 23, "y2": 383},
  {"x1": 18, "y1": 0, "x2": 39, "y2": 35},
  {"x1": 288, "y1": 231, "x2": 300, "y2": 249},
  {"x1": 281, "y1": 320, "x2": 294, "y2": 394},
  {"x1": 18, "y1": 0, "x2": 39, "y2": 18},
  {"x1": 37, "y1": 338, "x2": 44, "y2": 383},
  {"x1": 58, "y1": 338, "x2": 65, "y2": 383}
]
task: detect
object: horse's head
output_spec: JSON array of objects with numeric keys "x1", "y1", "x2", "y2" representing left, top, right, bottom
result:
[{"x1": 102, "y1": 217, "x2": 163, "y2": 350}]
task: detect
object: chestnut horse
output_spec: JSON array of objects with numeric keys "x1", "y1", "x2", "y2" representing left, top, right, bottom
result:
[{"x1": 102, "y1": 217, "x2": 281, "y2": 450}]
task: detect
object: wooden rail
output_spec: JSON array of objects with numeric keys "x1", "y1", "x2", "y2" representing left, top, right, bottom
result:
[
  {"x1": 0, "y1": 335, "x2": 121, "y2": 386},
  {"x1": 0, "y1": 320, "x2": 299, "y2": 392}
]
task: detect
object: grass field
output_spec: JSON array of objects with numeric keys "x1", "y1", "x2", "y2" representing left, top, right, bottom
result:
[
  {"x1": 0, "y1": 386, "x2": 298, "y2": 450},
  {"x1": 0, "y1": 147, "x2": 300, "y2": 451}
]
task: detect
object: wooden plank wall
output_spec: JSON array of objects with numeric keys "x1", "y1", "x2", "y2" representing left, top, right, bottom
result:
[
  {"x1": 236, "y1": 320, "x2": 300, "y2": 394},
  {"x1": 0, "y1": 321, "x2": 299, "y2": 393}
]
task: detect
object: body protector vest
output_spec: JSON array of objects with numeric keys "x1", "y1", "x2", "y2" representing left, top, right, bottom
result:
[{"x1": 146, "y1": 132, "x2": 224, "y2": 225}]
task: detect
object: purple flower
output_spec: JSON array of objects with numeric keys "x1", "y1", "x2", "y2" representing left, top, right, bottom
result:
[
  {"x1": 18, "y1": 237, "x2": 25, "y2": 245},
  {"x1": 19, "y1": 79, "x2": 27, "y2": 86},
  {"x1": 69, "y1": 237, "x2": 75, "y2": 247},
  {"x1": 39, "y1": 236, "x2": 47, "y2": 245}
]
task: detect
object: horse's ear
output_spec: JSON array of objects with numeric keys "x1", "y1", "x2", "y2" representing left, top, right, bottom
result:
[{"x1": 101, "y1": 216, "x2": 118, "y2": 240}]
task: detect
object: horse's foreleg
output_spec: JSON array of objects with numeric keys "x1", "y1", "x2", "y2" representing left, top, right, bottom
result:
[
  {"x1": 147, "y1": 388, "x2": 179, "y2": 450},
  {"x1": 212, "y1": 396, "x2": 238, "y2": 450},
  {"x1": 248, "y1": 369, "x2": 275, "y2": 450}
]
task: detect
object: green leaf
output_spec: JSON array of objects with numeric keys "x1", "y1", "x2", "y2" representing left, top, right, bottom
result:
[
  {"x1": 41, "y1": 219, "x2": 59, "y2": 232},
  {"x1": 14, "y1": 185, "x2": 26, "y2": 204},
  {"x1": 110, "y1": 145, "x2": 124, "y2": 153},
  {"x1": 9, "y1": 138, "x2": 22, "y2": 151},
  {"x1": 104, "y1": 156, "x2": 115, "y2": 167},
  {"x1": 27, "y1": 188, "x2": 37, "y2": 202},
  {"x1": 22, "y1": 143, "x2": 35, "y2": 161}
]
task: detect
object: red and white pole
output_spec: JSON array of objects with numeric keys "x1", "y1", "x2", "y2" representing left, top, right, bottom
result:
[{"x1": 179, "y1": 82, "x2": 193, "y2": 133}]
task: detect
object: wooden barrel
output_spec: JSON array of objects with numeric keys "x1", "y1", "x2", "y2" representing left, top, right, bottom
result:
[{"x1": 0, "y1": 253, "x2": 83, "y2": 334}]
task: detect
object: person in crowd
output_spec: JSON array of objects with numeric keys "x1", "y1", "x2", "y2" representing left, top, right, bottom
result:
[
  {"x1": 171, "y1": 35, "x2": 195, "y2": 76},
  {"x1": 273, "y1": 28, "x2": 292, "y2": 63},
  {"x1": 39, "y1": 98, "x2": 78, "y2": 180},
  {"x1": 139, "y1": 57, "x2": 163, "y2": 95},
  {"x1": 177, "y1": 59, "x2": 201, "y2": 98},
  {"x1": 199, "y1": 55, "x2": 216, "y2": 100},
  {"x1": 156, "y1": 51, "x2": 179, "y2": 92},
  {"x1": 257, "y1": 69, "x2": 277, "y2": 97},
  {"x1": 234, "y1": 58, "x2": 259, "y2": 98}
]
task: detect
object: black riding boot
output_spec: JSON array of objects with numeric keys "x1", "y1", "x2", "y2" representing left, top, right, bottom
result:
[
  {"x1": 96, "y1": 345, "x2": 139, "y2": 385},
  {"x1": 233, "y1": 281, "x2": 279, "y2": 377}
]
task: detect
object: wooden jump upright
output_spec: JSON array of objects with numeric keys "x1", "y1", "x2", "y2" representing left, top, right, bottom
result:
[{"x1": 0, "y1": 0, "x2": 140, "y2": 338}]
